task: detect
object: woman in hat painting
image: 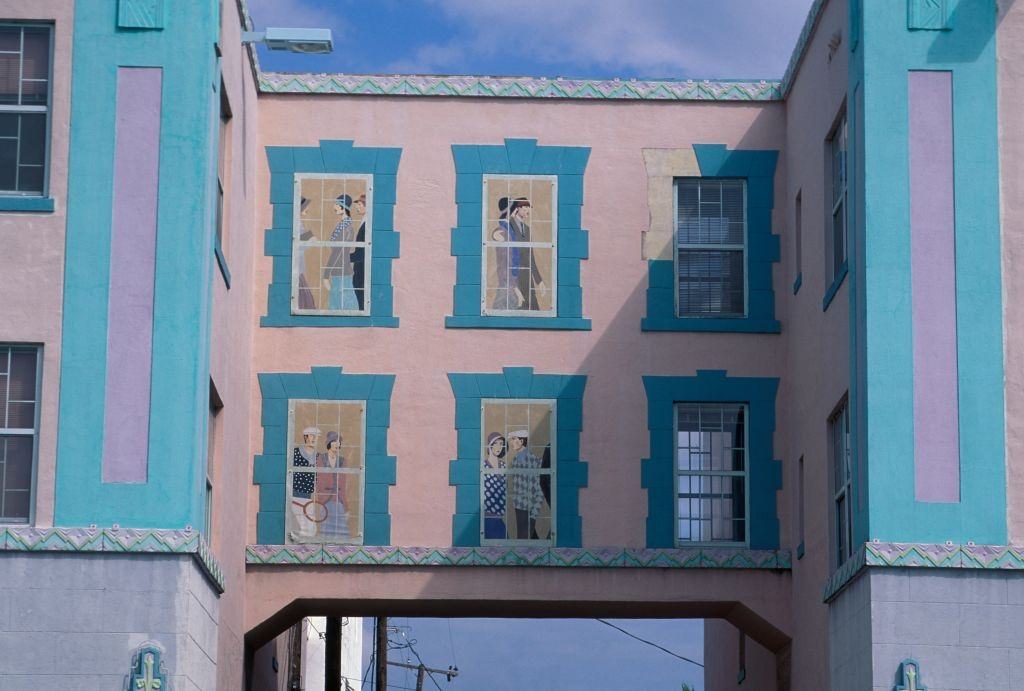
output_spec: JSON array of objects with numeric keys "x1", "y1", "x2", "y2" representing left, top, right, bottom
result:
[
  {"x1": 295, "y1": 196, "x2": 317, "y2": 310},
  {"x1": 290, "y1": 426, "x2": 321, "y2": 541},
  {"x1": 316, "y1": 431, "x2": 351, "y2": 541},
  {"x1": 322, "y1": 194, "x2": 360, "y2": 311},
  {"x1": 482, "y1": 432, "x2": 508, "y2": 539}
]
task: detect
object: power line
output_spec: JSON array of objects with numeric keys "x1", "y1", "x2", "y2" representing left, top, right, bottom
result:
[{"x1": 594, "y1": 619, "x2": 704, "y2": 669}]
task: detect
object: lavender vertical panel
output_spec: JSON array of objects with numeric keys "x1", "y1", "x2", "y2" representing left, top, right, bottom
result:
[
  {"x1": 909, "y1": 70, "x2": 959, "y2": 502},
  {"x1": 102, "y1": 67, "x2": 162, "y2": 483}
]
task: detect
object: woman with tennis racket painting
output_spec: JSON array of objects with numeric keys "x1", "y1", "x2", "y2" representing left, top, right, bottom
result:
[
  {"x1": 316, "y1": 431, "x2": 351, "y2": 540},
  {"x1": 289, "y1": 426, "x2": 322, "y2": 540}
]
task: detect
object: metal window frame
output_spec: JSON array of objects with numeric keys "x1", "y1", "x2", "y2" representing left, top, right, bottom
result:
[
  {"x1": 0, "y1": 343, "x2": 42, "y2": 525},
  {"x1": 480, "y1": 174, "x2": 559, "y2": 318},
  {"x1": 828, "y1": 397, "x2": 853, "y2": 567},
  {"x1": 672, "y1": 401, "x2": 750, "y2": 548},
  {"x1": 0, "y1": 23, "x2": 53, "y2": 198},
  {"x1": 673, "y1": 177, "x2": 749, "y2": 319},
  {"x1": 290, "y1": 173, "x2": 374, "y2": 317},
  {"x1": 479, "y1": 397, "x2": 557, "y2": 547},
  {"x1": 827, "y1": 113, "x2": 849, "y2": 284},
  {"x1": 284, "y1": 398, "x2": 367, "y2": 545}
]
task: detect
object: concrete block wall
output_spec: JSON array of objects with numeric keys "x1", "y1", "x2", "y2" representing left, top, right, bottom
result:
[
  {"x1": 830, "y1": 569, "x2": 1024, "y2": 691},
  {"x1": 0, "y1": 553, "x2": 219, "y2": 690}
]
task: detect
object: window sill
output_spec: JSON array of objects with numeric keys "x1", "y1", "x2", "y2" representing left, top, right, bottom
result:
[
  {"x1": 445, "y1": 315, "x2": 592, "y2": 331},
  {"x1": 641, "y1": 317, "x2": 781, "y2": 334},
  {"x1": 822, "y1": 261, "x2": 849, "y2": 311},
  {"x1": 0, "y1": 196, "x2": 54, "y2": 213},
  {"x1": 214, "y1": 245, "x2": 231, "y2": 289},
  {"x1": 261, "y1": 315, "x2": 399, "y2": 328},
  {"x1": 792, "y1": 272, "x2": 802, "y2": 295}
]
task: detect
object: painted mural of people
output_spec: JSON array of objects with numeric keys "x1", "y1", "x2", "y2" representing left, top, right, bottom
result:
[
  {"x1": 508, "y1": 429, "x2": 545, "y2": 539},
  {"x1": 490, "y1": 199, "x2": 522, "y2": 310},
  {"x1": 316, "y1": 430, "x2": 350, "y2": 541},
  {"x1": 351, "y1": 194, "x2": 367, "y2": 311},
  {"x1": 296, "y1": 196, "x2": 317, "y2": 310},
  {"x1": 290, "y1": 426, "x2": 321, "y2": 540},
  {"x1": 483, "y1": 432, "x2": 508, "y2": 539},
  {"x1": 322, "y1": 194, "x2": 360, "y2": 311},
  {"x1": 496, "y1": 197, "x2": 546, "y2": 311}
]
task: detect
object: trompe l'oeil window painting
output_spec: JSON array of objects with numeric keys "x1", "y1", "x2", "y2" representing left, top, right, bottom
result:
[
  {"x1": 292, "y1": 174, "x2": 372, "y2": 316},
  {"x1": 481, "y1": 400, "x2": 555, "y2": 544},
  {"x1": 482, "y1": 175, "x2": 557, "y2": 316},
  {"x1": 286, "y1": 400, "x2": 365, "y2": 544}
]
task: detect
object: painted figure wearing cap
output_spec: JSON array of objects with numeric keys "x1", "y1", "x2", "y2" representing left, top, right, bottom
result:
[
  {"x1": 323, "y1": 194, "x2": 360, "y2": 311},
  {"x1": 508, "y1": 429, "x2": 546, "y2": 539},
  {"x1": 290, "y1": 426, "x2": 321, "y2": 540},
  {"x1": 316, "y1": 430, "x2": 351, "y2": 540}
]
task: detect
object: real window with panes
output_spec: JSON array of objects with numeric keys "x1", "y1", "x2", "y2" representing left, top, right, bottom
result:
[
  {"x1": 829, "y1": 399, "x2": 853, "y2": 566},
  {"x1": 675, "y1": 178, "x2": 746, "y2": 318},
  {"x1": 0, "y1": 346, "x2": 39, "y2": 523},
  {"x1": 675, "y1": 402, "x2": 748, "y2": 545},
  {"x1": 827, "y1": 115, "x2": 848, "y2": 285},
  {"x1": 0, "y1": 24, "x2": 51, "y2": 197}
]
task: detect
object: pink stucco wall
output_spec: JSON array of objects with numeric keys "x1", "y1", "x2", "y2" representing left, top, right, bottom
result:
[
  {"x1": 0, "y1": 0, "x2": 74, "y2": 527},
  {"x1": 697, "y1": 0, "x2": 852, "y2": 687},
  {"x1": 998, "y1": 0, "x2": 1024, "y2": 544},
  {"x1": 252, "y1": 96, "x2": 788, "y2": 551},
  {"x1": 210, "y1": 2, "x2": 260, "y2": 689}
]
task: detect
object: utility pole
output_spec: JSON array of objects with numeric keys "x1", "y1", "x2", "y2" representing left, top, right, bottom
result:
[
  {"x1": 325, "y1": 617, "x2": 341, "y2": 691},
  {"x1": 375, "y1": 617, "x2": 388, "y2": 691},
  {"x1": 387, "y1": 660, "x2": 460, "y2": 691}
]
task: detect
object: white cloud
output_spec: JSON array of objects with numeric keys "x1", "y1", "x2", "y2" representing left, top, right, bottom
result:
[{"x1": 408, "y1": 0, "x2": 815, "y2": 78}]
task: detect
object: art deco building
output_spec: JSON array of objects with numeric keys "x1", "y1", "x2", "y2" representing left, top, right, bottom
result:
[{"x1": 1, "y1": 0, "x2": 1022, "y2": 688}]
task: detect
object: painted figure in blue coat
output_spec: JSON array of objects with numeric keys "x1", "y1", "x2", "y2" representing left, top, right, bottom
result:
[{"x1": 492, "y1": 196, "x2": 546, "y2": 311}]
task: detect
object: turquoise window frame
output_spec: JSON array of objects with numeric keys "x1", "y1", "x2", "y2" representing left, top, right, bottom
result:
[
  {"x1": 446, "y1": 139, "x2": 591, "y2": 330},
  {"x1": 448, "y1": 368, "x2": 588, "y2": 546},
  {"x1": 642, "y1": 370, "x2": 781, "y2": 549},
  {"x1": 253, "y1": 367, "x2": 397, "y2": 545},
  {"x1": 262, "y1": 140, "x2": 401, "y2": 328},
  {"x1": 642, "y1": 144, "x2": 780, "y2": 334}
]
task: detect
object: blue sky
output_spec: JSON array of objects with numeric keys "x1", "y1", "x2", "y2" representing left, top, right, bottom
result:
[
  {"x1": 360, "y1": 618, "x2": 707, "y2": 691},
  {"x1": 247, "y1": 0, "x2": 816, "y2": 80}
]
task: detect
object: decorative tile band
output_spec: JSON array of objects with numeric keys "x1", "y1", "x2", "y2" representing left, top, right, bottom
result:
[
  {"x1": 258, "y1": 73, "x2": 782, "y2": 101},
  {"x1": 245, "y1": 544, "x2": 792, "y2": 569},
  {"x1": 780, "y1": 0, "x2": 827, "y2": 97},
  {"x1": 0, "y1": 527, "x2": 225, "y2": 593},
  {"x1": 822, "y1": 542, "x2": 1024, "y2": 602}
]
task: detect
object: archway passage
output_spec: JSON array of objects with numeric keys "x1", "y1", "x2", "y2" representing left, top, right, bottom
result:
[{"x1": 244, "y1": 565, "x2": 793, "y2": 688}]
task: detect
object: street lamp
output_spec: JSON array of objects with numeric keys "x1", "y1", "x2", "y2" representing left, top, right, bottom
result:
[{"x1": 242, "y1": 27, "x2": 333, "y2": 54}]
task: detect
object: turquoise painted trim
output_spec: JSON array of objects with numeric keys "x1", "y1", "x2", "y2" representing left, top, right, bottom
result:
[
  {"x1": 1, "y1": 526, "x2": 224, "y2": 593},
  {"x1": 641, "y1": 145, "x2": 780, "y2": 334},
  {"x1": 792, "y1": 272, "x2": 802, "y2": 295},
  {"x1": 0, "y1": 196, "x2": 54, "y2": 212},
  {"x1": 128, "y1": 644, "x2": 169, "y2": 691},
  {"x1": 55, "y1": 1, "x2": 219, "y2": 529},
  {"x1": 642, "y1": 370, "x2": 781, "y2": 550},
  {"x1": 214, "y1": 237, "x2": 231, "y2": 289},
  {"x1": 908, "y1": 0, "x2": 951, "y2": 30},
  {"x1": 447, "y1": 367, "x2": 588, "y2": 547},
  {"x1": 261, "y1": 140, "x2": 402, "y2": 328},
  {"x1": 253, "y1": 367, "x2": 396, "y2": 545},
  {"x1": 821, "y1": 261, "x2": 848, "y2": 311},
  {"x1": 445, "y1": 316, "x2": 591, "y2": 330},
  {"x1": 447, "y1": 139, "x2": 591, "y2": 331},
  {"x1": 859, "y1": 0, "x2": 1006, "y2": 544},
  {"x1": 246, "y1": 544, "x2": 792, "y2": 569}
]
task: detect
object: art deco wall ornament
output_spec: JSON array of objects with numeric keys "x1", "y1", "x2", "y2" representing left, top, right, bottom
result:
[
  {"x1": 893, "y1": 658, "x2": 926, "y2": 691},
  {"x1": 126, "y1": 643, "x2": 169, "y2": 691}
]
